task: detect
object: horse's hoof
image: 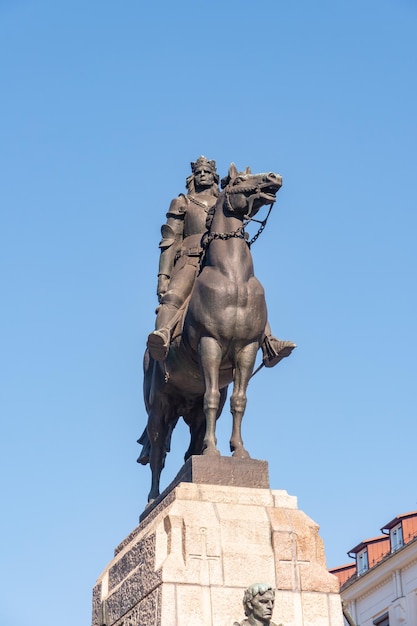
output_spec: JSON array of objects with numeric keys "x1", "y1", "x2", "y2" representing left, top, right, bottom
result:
[
  {"x1": 202, "y1": 445, "x2": 220, "y2": 457},
  {"x1": 146, "y1": 493, "x2": 159, "y2": 507},
  {"x1": 231, "y1": 447, "x2": 250, "y2": 459}
]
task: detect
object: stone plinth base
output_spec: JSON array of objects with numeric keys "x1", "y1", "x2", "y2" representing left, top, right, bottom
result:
[
  {"x1": 92, "y1": 458, "x2": 343, "y2": 626},
  {"x1": 139, "y1": 455, "x2": 270, "y2": 523}
]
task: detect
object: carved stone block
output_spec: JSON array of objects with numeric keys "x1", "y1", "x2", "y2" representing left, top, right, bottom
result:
[{"x1": 92, "y1": 458, "x2": 343, "y2": 626}]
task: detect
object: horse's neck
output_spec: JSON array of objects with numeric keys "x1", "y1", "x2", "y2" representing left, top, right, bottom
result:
[
  {"x1": 206, "y1": 202, "x2": 254, "y2": 277},
  {"x1": 210, "y1": 201, "x2": 242, "y2": 234}
]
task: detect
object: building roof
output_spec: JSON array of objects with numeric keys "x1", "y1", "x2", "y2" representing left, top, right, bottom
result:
[
  {"x1": 329, "y1": 563, "x2": 355, "y2": 573},
  {"x1": 381, "y1": 510, "x2": 417, "y2": 532},
  {"x1": 348, "y1": 535, "x2": 388, "y2": 557},
  {"x1": 330, "y1": 509, "x2": 417, "y2": 591}
]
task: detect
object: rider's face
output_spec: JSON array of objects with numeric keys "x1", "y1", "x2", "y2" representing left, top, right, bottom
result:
[{"x1": 194, "y1": 167, "x2": 214, "y2": 189}]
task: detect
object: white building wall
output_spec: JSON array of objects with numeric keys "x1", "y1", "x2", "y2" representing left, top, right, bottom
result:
[{"x1": 353, "y1": 576, "x2": 392, "y2": 625}]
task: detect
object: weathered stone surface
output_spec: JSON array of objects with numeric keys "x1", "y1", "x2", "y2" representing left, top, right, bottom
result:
[
  {"x1": 109, "y1": 541, "x2": 142, "y2": 590},
  {"x1": 299, "y1": 563, "x2": 340, "y2": 593},
  {"x1": 112, "y1": 586, "x2": 161, "y2": 626},
  {"x1": 91, "y1": 583, "x2": 101, "y2": 626},
  {"x1": 110, "y1": 534, "x2": 160, "y2": 591},
  {"x1": 174, "y1": 481, "x2": 277, "y2": 508},
  {"x1": 93, "y1": 476, "x2": 343, "y2": 626},
  {"x1": 272, "y1": 490, "x2": 298, "y2": 509},
  {"x1": 268, "y1": 506, "x2": 339, "y2": 594},
  {"x1": 115, "y1": 492, "x2": 176, "y2": 556},
  {"x1": 140, "y1": 456, "x2": 269, "y2": 522},
  {"x1": 178, "y1": 455, "x2": 270, "y2": 489}
]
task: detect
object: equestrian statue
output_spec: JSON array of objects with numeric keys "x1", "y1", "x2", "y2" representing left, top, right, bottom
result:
[{"x1": 138, "y1": 157, "x2": 295, "y2": 503}]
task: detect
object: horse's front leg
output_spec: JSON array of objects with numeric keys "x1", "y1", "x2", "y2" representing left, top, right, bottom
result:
[
  {"x1": 230, "y1": 342, "x2": 259, "y2": 458},
  {"x1": 199, "y1": 336, "x2": 222, "y2": 456}
]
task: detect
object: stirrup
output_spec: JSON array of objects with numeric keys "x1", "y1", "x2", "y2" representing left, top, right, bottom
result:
[{"x1": 262, "y1": 337, "x2": 296, "y2": 368}]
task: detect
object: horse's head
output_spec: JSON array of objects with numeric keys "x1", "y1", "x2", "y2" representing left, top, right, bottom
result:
[{"x1": 220, "y1": 163, "x2": 282, "y2": 219}]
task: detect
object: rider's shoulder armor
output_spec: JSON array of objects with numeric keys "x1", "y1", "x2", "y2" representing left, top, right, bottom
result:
[
  {"x1": 158, "y1": 223, "x2": 176, "y2": 249},
  {"x1": 166, "y1": 194, "x2": 188, "y2": 218}
]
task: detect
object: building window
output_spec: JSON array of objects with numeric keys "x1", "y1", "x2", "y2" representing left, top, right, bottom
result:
[
  {"x1": 373, "y1": 612, "x2": 389, "y2": 626},
  {"x1": 357, "y1": 547, "x2": 369, "y2": 575},
  {"x1": 390, "y1": 523, "x2": 403, "y2": 552}
]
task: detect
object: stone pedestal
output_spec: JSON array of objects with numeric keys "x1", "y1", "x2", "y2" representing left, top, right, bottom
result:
[{"x1": 92, "y1": 457, "x2": 343, "y2": 626}]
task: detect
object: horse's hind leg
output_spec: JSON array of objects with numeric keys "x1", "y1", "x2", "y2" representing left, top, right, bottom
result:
[
  {"x1": 184, "y1": 402, "x2": 205, "y2": 461},
  {"x1": 147, "y1": 403, "x2": 169, "y2": 503},
  {"x1": 199, "y1": 336, "x2": 222, "y2": 456},
  {"x1": 184, "y1": 386, "x2": 227, "y2": 460},
  {"x1": 229, "y1": 342, "x2": 258, "y2": 458}
]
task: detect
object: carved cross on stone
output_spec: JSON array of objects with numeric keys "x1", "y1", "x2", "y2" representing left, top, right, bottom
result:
[
  {"x1": 278, "y1": 531, "x2": 310, "y2": 591},
  {"x1": 188, "y1": 527, "x2": 220, "y2": 624},
  {"x1": 189, "y1": 527, "x2": 220, "y2": 585}
]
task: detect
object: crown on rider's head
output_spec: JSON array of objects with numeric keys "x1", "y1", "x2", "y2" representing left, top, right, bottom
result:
[{"x1": 191, "y1": 155, "x2": 217, "y2": 174}]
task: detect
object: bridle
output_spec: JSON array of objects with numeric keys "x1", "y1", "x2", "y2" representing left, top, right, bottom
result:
[{"x1": 202, "y1": 182, "x2": 275, "y2": 250}]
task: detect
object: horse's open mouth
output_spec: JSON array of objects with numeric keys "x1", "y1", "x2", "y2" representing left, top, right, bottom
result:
[{"x1": 260, "y1": 184, "x2": 279, "y2": 201}]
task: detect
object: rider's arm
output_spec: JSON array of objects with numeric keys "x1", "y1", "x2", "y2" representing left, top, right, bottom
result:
[
  {"x1": 156, "y1": 197, "x2": 186, "y2": 302},
  {"x1": 157, "y1": 197, "x2": 185, "y2": 279}
]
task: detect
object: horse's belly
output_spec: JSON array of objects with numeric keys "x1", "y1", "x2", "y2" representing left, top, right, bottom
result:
[{"x1": 166, "y1": 344, "x2": 233, "y2": 393}]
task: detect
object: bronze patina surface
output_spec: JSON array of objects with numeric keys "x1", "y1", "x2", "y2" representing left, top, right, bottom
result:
[
  {"x1": 138, "y1": 160, "x2": 295, "y2": 503},
  {"x1": 234, "y1": 583, "x2": 281, "y2": 626}
]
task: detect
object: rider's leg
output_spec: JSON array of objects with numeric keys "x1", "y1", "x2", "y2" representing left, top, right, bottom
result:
[
  {"x1": 147, "y1": 262, "x2": 197, "y2": 361},
  {"x1": 147, "y1": 291, "x2": 183, "y2": 361},
  {"x1": 155, "y1": 291, "x2": 183, "y2": 331},
  {"x1": 261, "y1": 321, "x2": 297, "y2": 368}
]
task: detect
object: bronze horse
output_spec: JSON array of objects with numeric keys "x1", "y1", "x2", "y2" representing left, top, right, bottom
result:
[{"x1": 139, "y1": 164, "x2": 283, "y2": 502}]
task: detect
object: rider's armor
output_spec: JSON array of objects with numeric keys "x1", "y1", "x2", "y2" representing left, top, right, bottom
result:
[
  {"x1": 170, "y1": 194, "x2": 213, "y2": 262},
  {"x1": 147, "y1": 162, "x2": 296, "y2": 366},
  {"x1": 147, "y1": 193, "x2": 217, "y2": 361}
]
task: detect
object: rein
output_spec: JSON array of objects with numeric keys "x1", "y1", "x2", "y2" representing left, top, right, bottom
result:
[
  {"x1": 202, "y1": 195, "x2": 274, "y2": 251},
  {"x1": 245, "y1": 203, "x2": 274, "y2": 246}
]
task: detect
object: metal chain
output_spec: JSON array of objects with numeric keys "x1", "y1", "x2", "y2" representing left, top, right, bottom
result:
[
  {"x1": 203, "y1": 197, "x2": 274, "y2": 251},
  {"x1": 188, "y1": 194, "x2": 210, "y2": 210},
  {"x1": 203, "y1": 226, "x2": 246, "y2": 249},
  {"x1": 246, "y1": 203, "x2": 274, "y2": 247}
]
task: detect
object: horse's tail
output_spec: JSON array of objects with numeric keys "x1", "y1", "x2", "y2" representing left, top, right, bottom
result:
[
  {"x1": 136, "y1": 414, "x2": 180, "y2": 466},
  {"x1": 138, "y1": 349, "x2": 153, "y2": 466},
  {"x1": 139, "y1": 348, "x2": 180, "y2": 467},
  {"x1": 137, "y1": 427, "x2": 150, "y2": 465}
]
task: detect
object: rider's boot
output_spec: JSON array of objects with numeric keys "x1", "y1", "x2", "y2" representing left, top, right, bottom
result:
[
  {"x1": 262, "y1": 335, "x2": 296, "y2": 368},
  {"x1": 147, "y1": 294, "x2": 184, "y2": 361},
  {"x1": 147, "y1": 327, "x2": 170, "y2": 361}
]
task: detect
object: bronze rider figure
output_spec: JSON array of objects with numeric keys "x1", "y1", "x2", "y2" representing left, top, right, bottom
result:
[{"x1": 147, "y1": 156, "x2": 295, "y2": 366}]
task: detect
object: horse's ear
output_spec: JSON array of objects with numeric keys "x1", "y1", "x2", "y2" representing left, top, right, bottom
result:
[
  {"x1": 228, "y1": 163, "x2": 239, "y2": 180},
  {"x1": 245, "y1": 166, "x2": 252, "y2": 174}
]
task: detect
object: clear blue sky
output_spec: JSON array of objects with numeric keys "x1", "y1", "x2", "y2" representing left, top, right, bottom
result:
[{"x1": 1, "y1": 1, "x2": 416, "y2": 625}]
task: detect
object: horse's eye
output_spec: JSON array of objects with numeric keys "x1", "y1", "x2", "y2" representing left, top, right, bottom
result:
[{"x1": 233, "y1": 176, "x2": 245, "y2": 184}]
